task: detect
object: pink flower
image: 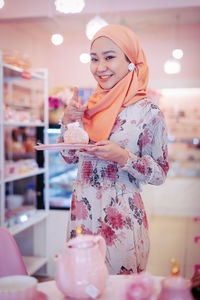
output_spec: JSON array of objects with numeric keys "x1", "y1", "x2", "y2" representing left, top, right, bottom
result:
[
  {"x1": 134, "y1": 162, "x2": 146, "y2": 174},
  {"x1": 133, "y1": 193, "x2": 144, "y2": 210},
  {"x1": 106, "y1": 164, "x2": 118, "y2": 181},
  {"x1": 143, "y1": 212, "x2": 148, "y2": 229},
  {"x1": 96, "y1": 188, "x2": 102, "y2": 200},
  {"x1": 71, "y1": 193, "x2": 76, "y2": 212},
  {"x1": 82, "y1": 161, "x2": 93, "y2": 180},
  {"x1": 81, "y1": 225, "x2": 93, "y2": 235},
  {"x1": 106, "y1": 207, "x2": 123, "y2": 230},
  {"x1": 141, "y1": 128, "x2": 151, "y2": 147},
  {"x1": 73, "y1": 201, "x2": 88, "y2": 220},
  {"x1": 101, "y1": 222, "x2": 117, "y2": 246}
]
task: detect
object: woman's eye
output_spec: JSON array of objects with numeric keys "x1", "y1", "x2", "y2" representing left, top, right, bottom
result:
[
  {"x1": 91, "y1": 57, "x2": 98, "y2": 62},
  {"x1": 105, "y1": 55, "x2": 115, "y2": 60}
]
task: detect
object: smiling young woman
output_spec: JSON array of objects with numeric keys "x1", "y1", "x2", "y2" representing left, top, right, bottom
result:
[{"x1": 60, "y1": 24, "x2": 169, "y2": 275}]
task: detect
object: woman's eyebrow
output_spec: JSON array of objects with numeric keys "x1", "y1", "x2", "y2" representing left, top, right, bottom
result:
[{"x1": 90, "y1": 50, "x2": 116, "y2": 56}]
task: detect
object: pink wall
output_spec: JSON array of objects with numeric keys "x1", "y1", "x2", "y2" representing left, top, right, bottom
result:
[{"x1": 0, "y1": 21, "x2": 200, "y2": 91}]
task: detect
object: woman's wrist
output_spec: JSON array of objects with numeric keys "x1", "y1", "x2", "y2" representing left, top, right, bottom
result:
[{"x1": 117, "y1": 149, "x2": 130, "y2": 167}]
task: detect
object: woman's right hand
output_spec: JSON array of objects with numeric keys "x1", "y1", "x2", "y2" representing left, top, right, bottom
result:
[{"x1": 62, "y1": 87, "x2": 87, "y2": 126}]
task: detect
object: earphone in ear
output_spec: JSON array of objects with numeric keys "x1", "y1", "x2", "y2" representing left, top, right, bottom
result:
[{"x1": 128, "y1": 63, "x2": 135, "y2": 71}]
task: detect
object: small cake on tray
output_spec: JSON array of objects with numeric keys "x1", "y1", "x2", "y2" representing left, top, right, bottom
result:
[{"x1": 64, "y1": 122, "x2": 89, "y2": 144}]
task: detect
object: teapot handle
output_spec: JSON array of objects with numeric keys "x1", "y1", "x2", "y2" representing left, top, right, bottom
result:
[{"x1": 94, "y1": 235, "x2": 106, "y2": 260}]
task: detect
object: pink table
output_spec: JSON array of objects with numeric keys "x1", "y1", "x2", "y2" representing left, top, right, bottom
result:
[{"x1": 37, "y1": 275, "x2": 163, "y2": 299}]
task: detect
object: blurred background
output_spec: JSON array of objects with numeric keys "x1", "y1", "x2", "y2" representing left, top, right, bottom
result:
[{"x1": 0, "y1": 0, "x2": 199, "y2": 279}]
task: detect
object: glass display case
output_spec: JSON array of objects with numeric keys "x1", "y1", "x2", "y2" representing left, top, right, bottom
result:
[{"x1": 48, "y1": 126, "x2": 77, "y2": 209}]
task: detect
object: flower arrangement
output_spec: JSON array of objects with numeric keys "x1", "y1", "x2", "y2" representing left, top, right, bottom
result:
[
  {"x1": 48, "y1": 86, "x2": 73, "y2": 123},
  {"x1": 48, "y1": 97, "x2": 65, "y2": 111}
]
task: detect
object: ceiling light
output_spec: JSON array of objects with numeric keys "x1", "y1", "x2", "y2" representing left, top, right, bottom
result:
[
  {"x1": 164, "y1": 59, "x2": 181, "y2": 74},
  {"x1": 55, "y1": 0, "x2": 85, "y2": 14},
  {"x1": 0, "y1": 0, "x2": 4, "y2": 9},
  {"x1": 172, "y1": 48, "x2": 183, "y2": 60},
  {"x1": 51, "y1": 34, "x2": 64, "y2": 46},
  {"x1": 80, "y1": 53, "x2": 90, "y2": 64},
  {"x1": 86, "y1": 16, "x2": 108, "y2": 40}
]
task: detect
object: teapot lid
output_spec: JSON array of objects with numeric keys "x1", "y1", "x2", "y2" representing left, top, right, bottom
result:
[{"x1": 66, "y1": 234, "x2": 96, "y2": 249}]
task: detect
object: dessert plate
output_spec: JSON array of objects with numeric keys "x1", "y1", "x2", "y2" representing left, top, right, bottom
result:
[{"x1": 34, "y1": 143, "x2": 94, "y2": 151}]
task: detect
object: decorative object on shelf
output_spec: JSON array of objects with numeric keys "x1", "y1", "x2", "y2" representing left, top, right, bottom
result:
[{"x1": 2, "y1": 50, "x2": 32, "y2": 69}]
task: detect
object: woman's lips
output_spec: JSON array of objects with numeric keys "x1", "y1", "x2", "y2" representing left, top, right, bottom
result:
[{"x1": 98, "y1": 75, "x2": 113, "y2": 82}]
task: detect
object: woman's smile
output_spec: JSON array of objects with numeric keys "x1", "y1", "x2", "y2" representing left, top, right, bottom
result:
[{"x1": 98, "y1": 74, "x2": 113, "y2": 82}]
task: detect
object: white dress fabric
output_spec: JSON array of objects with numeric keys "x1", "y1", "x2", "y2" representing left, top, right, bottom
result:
[{"x1": 60, "y1": 98, "x2": 169, "y2": 275}]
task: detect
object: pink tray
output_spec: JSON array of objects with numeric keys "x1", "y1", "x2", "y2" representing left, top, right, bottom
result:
[{"x1": 34, "y1": 143, "x2": 94, "y2": 151}]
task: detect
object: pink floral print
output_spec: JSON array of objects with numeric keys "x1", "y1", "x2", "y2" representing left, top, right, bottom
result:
[
  {"x1": 61, "y1": 98, "x2": 169, "y2": 275},
  {"x1": 106, "y1": 207, "x2": 123, "y2": 230}
]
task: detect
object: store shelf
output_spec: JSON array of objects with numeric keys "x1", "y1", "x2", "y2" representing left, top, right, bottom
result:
[
  {"x1": 4, "y1": 168, "x2": 46, "y2": 182},
  {"x1": 3, "y1": 122, "x2": 45, "y2": 127},
  {"x1": 23, "y1": 255, "x2": 48, "y2": 275},
  {"x1": 3, "y1": 63, "x2": 45, "y2": 80},
  {"x1": 8, "y1": 210, "x2": 48, "y2": 236},
  {"x1": 1, "y1": 53, "x2": 49, "y2": 276}
]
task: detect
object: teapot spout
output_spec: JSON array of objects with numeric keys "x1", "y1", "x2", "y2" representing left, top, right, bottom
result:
[{"x1": 54, "y1": 253, "x2": 61, "y2": 261}]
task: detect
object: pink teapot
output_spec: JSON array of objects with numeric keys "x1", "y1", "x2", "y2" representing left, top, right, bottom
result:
[{"x1": 55, "y1": 234, "x2": 109, "y2": 299}]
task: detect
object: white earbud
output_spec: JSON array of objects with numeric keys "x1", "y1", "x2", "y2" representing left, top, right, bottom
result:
[{"x1": 128, "y1": 63, "x2": 135, "y2": 71}]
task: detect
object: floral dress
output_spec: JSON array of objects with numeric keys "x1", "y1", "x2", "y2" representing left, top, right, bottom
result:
[{"x1": 60, "y1": 98, "x2": 169, "y2": 275}]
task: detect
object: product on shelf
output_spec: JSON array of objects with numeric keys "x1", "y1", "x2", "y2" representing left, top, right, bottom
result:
[
  {"x1": 64, "y1": 122, "x2": 89, "y2": 144},
  {"x1": 4, "y1": 159, "x2": 38, "y2": 178},
  {"x1": 3, "y1": 50, "x2": 32, "y2": 69},
  {"x1": 5, "y1": 206, "x2": 37, "y2": 228}
]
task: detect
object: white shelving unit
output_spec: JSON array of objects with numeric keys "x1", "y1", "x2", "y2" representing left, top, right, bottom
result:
[{"x1": 0, "y1": 51, "x2": 49, "y2": 275}]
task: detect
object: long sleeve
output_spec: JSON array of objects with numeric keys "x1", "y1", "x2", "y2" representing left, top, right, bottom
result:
[{"x1": 121, "y1": 110, "x2": 169, "y2": 187}]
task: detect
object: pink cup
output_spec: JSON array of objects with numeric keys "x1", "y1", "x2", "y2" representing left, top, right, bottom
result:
[{"x1": 158, "y1": 276, "x2": 193, "y2": 300}]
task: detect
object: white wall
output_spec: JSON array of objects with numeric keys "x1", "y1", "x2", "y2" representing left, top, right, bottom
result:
[{"x1": 0, "y1": 21, "x2": 200, "y2": 90}]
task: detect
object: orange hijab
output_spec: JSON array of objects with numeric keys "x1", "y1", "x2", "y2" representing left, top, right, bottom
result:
[{"x1": 82, "y1": 24, "x2": 149, "y2": 142}]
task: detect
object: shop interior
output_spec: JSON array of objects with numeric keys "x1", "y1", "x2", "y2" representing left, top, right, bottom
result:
[{"x1": 0, "y1": 0, "x2": 200, "y2": 285}]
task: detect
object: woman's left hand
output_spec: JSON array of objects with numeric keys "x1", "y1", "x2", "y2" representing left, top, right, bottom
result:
[{"x1": 86, "y1": 140, "x2": 129, "y2": 167}]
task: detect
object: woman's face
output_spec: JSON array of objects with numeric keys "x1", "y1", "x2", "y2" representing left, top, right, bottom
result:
[{"x1": 90, "y1": 37, "x2": 130, "y2": 90}]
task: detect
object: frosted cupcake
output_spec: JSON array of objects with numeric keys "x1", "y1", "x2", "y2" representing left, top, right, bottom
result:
[{"x1": 64, "y1": 122, "x2": 89, "y2": 144}]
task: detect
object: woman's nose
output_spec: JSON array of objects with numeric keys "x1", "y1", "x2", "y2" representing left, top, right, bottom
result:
[{"x1": 97, "y1": 60, "x2": 107, "y2": 72}]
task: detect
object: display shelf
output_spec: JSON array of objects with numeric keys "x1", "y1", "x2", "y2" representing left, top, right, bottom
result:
[
  {"x1": 8, "y1": 210, "x2": 48, "y2": 236},
  {"x1": 23, "y1": 256, "x2": 48, "y2": 276},
  {"x1": 3, "y1": 122, "x2": 45, "y2": 127},
  {"x1": 3, "y1": 63, "x2": 45, "y2": 80},
  {"x1": 4, "y1": 168, "x2": 46, "y2": 182},
  {"x1": 0, "y1": 51, "x2": 49, "y2": 276}
]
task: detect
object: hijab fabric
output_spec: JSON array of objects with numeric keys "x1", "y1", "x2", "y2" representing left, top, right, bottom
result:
[{"x1": 82, "y1": 24, "x2": 149, "y2": 142}]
